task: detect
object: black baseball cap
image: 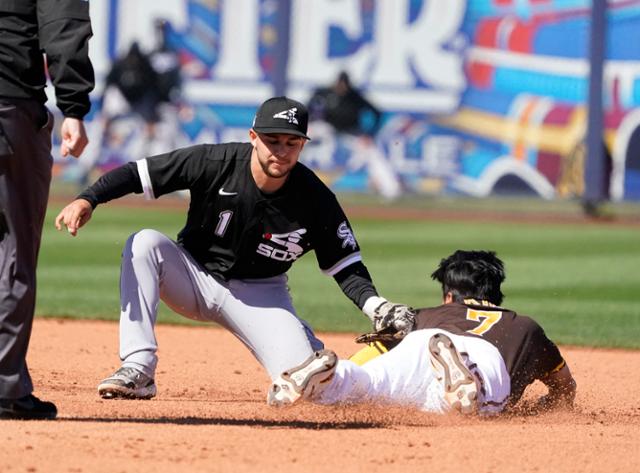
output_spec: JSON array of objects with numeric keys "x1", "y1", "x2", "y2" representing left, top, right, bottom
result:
[{"x1": 252, "y1": 96, "x2": 310, "y2": 140}]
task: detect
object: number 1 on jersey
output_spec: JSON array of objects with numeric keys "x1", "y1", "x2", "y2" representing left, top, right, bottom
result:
[
  {"x1": 214, "y1": 210, "x2": 233, "y2": 237},
  {"x1": 466, "y1": 309, "x2": 502, "y2": 336}
]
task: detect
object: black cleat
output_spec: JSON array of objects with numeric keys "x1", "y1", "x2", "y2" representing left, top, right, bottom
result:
[{"x1": 0, "y1": 394, "x2": 57, "y2": 420}]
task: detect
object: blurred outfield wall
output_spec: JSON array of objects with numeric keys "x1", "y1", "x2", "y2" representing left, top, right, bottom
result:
[{"x1": 49, "y1": 0, "x2": 640, "y2": 201}]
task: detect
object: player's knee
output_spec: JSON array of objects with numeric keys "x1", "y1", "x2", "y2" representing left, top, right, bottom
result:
[{"x1": 124, "y1": 229, "x2": 170, "y2": 259}]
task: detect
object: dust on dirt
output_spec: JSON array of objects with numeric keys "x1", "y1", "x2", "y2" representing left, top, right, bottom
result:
[{"x1": 1, "y1": 319, "x2": 638, "y2": 473}]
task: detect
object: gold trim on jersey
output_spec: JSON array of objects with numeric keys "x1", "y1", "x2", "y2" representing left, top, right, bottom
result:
[
  {"x1": 463, "y1": 298, "x2": 498, "y2": 308},
  {"x1": 549, "y1": 360, "x2": 566, "y2": 374}
]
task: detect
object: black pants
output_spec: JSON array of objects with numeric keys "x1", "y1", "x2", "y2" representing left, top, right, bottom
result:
[{"x1": 0, "y1": 99, "x2": 53, "y2": 399}]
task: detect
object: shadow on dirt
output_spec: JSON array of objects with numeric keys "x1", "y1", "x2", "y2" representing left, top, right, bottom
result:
[{"x1": 58, "y1": 415, "x2": 385, "y2": 429}]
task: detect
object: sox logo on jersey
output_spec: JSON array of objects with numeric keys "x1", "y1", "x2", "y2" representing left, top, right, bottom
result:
[
  {"x1": 257, "y1": 228, "x2": 307, "y2": 262},
  {"x1": 337, "y1": 221, "x2": 356, "y2": 250}
]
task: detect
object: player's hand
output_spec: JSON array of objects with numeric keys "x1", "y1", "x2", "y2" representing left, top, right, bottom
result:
[
  {"x1": 523, "y1": 393, "x2": 574, "y2": 415},
  {"x1": 354, "y1": 326, "x2": 405, "y2": 344},
  {"x1": 60, "y1": 117, "x2": 89, "y2": 158},
  {"x1": 363, "y1": 297, "x2": 416, "y2": 338},
  {"x1": 55, "y1": 199, "x2": 93, "y2": 236}
]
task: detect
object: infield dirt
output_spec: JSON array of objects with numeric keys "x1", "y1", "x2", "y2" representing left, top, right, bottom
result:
[{"x1": 1, "y1": 318, "x2": 639, "y2": 473}]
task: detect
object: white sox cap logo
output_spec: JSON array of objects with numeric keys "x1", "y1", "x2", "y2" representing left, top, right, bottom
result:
[{"x1": 273, "y1": 108, "x2": 299, "y2": 125}]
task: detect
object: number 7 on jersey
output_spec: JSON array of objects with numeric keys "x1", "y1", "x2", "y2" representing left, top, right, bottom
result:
[{"x1": 466, "y1": 309, "x2": 502, "y2": 336}]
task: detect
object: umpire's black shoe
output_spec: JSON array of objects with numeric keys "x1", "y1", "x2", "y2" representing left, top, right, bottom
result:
[{"x1": 0, "y1": 394, "x2": 57, "y2": 420}]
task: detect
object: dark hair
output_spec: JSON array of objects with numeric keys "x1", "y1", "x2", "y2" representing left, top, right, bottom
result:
[{"x1": 430, "y1": 250, "x2": 505, "y2": 305}]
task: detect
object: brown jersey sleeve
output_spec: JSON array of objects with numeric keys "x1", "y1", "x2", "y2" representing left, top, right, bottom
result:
[{"x1": 506, "y1": 316, "x2": 564, "y2": 405}]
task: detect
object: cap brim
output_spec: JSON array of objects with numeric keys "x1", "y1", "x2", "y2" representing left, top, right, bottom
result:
[{"x1": 252, "y1": 127, "x2": 310, "y2": 140}]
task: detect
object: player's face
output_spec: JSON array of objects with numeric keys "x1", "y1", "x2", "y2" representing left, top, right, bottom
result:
[{"x1": 250, "y1": 131, "x2": 306, "y2": 179}]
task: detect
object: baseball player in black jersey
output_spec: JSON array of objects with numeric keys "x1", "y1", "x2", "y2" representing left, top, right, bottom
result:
[
  {"x1": 55, "y1": 96, "x2": 415, "y2": 400},
  {"x1": 268, "y1": 250, "x2": 576, "y2": 415}
]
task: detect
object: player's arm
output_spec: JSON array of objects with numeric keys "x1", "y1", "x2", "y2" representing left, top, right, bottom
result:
[
  {"x1": 55, "y1": 145, "x2": 206, "y2": 236},
  {"x1": 521, "y1": 320, "x2": 576, "y2": 412},
  {"x1": 333, "y1": 261, "x2": 377, "y2": 309},
  {"x1": 333, "y1": 262, "x2": 415, "y2": 337},
  {"x1": 536, "y1": 362, "x2": 576, "y2": 411},
  {"x1": 55, "y1": 162, "x2": 142, "y2": 236},
  {"x1": 38, "y1": 0, "x2": 95, "y2": 157},
  {"x1": 313, "y1": 192, "x2": 416, "y2": 335}
]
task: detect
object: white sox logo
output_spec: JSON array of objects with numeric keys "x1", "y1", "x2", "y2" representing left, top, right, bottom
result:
[
  {"x1": 257, "y1": 228, "x2": 307, "y2": 262},
  {"x1": 337, "y1": 221, "x2": 356, "y2": 250},
  {"x1": 273, "y1": 107, "x2": 299, "y2": 125}
]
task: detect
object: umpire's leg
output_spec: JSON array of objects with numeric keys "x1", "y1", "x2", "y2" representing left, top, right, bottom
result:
[{"x1": 0, "y1": 100, "x2": 53, "y2": 399}]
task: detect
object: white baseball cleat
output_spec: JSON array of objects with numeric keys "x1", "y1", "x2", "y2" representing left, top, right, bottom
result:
[
  {"x1": 267, "y1": 350, "x2": 338, "y2": 407},
  {"x1": 428, "y1": 333, "x2": 479, "y2": 414}
]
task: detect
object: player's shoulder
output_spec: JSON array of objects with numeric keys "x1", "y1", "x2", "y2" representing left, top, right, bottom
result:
[
  {"x1": 156, "y1": 142, "x2": 250, "y2": 177},
  {"x1": 491, "y1": 307, "x2": 548, "y2": 340},
  {"x1": 416, "y1": 305, "x2": 443, "y2": 316},
  {"x1": 513, "y1": 312, "x2": 546, "y2": 334},
  {"x1": 176, "y1": 142, "x2": 250, "y2": 171},
  {"x1": 200, "y1": 142, "x2": 252, "y2": 162},
  {"x1": 291, "y1": 162, "x2": 333, "y2": 193},
  {"x1": 416, "y1": 303, "x2": 462, "y2": 319}
]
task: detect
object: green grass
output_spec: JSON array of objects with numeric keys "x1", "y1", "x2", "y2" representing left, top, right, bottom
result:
[{"x1": 38, "y1": 198, "x2": 640, "y2": 349}]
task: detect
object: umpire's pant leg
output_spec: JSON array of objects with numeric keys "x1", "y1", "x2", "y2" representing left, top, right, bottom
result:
[{"x1": 0, "y1": 101, "x2": 53, "y2": 398}]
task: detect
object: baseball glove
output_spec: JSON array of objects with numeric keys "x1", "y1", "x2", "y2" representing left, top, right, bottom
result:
[{"x1": 354, "y1": 326, "x2": 406, "y2": 346}]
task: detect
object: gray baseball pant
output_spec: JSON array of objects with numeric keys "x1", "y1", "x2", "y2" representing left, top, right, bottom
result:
[
  {"x1": 0, "y1": 99, "x2": 53, "y2": 399},
  {"x1": 117, "y1": 229, "x2": 324, "y2": 381}
]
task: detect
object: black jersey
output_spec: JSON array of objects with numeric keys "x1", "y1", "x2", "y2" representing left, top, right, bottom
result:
[
  {"x1": 0, "y1": 0, "x2": 94, "y2": 118},
  {"x1": 135, "y1": 142, "x2": 363, "y2": 280},
  {"x1": 415, "y1": 301, "x2": 564, "y2": 405}
]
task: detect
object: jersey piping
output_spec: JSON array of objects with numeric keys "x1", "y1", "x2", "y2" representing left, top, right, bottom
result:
[
  {"x1": 136, "y1": 159, "x2": 155, "y2": 200},
  {"x1": 322, "y1": 252, "x2": 363, "y2": 276}
]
